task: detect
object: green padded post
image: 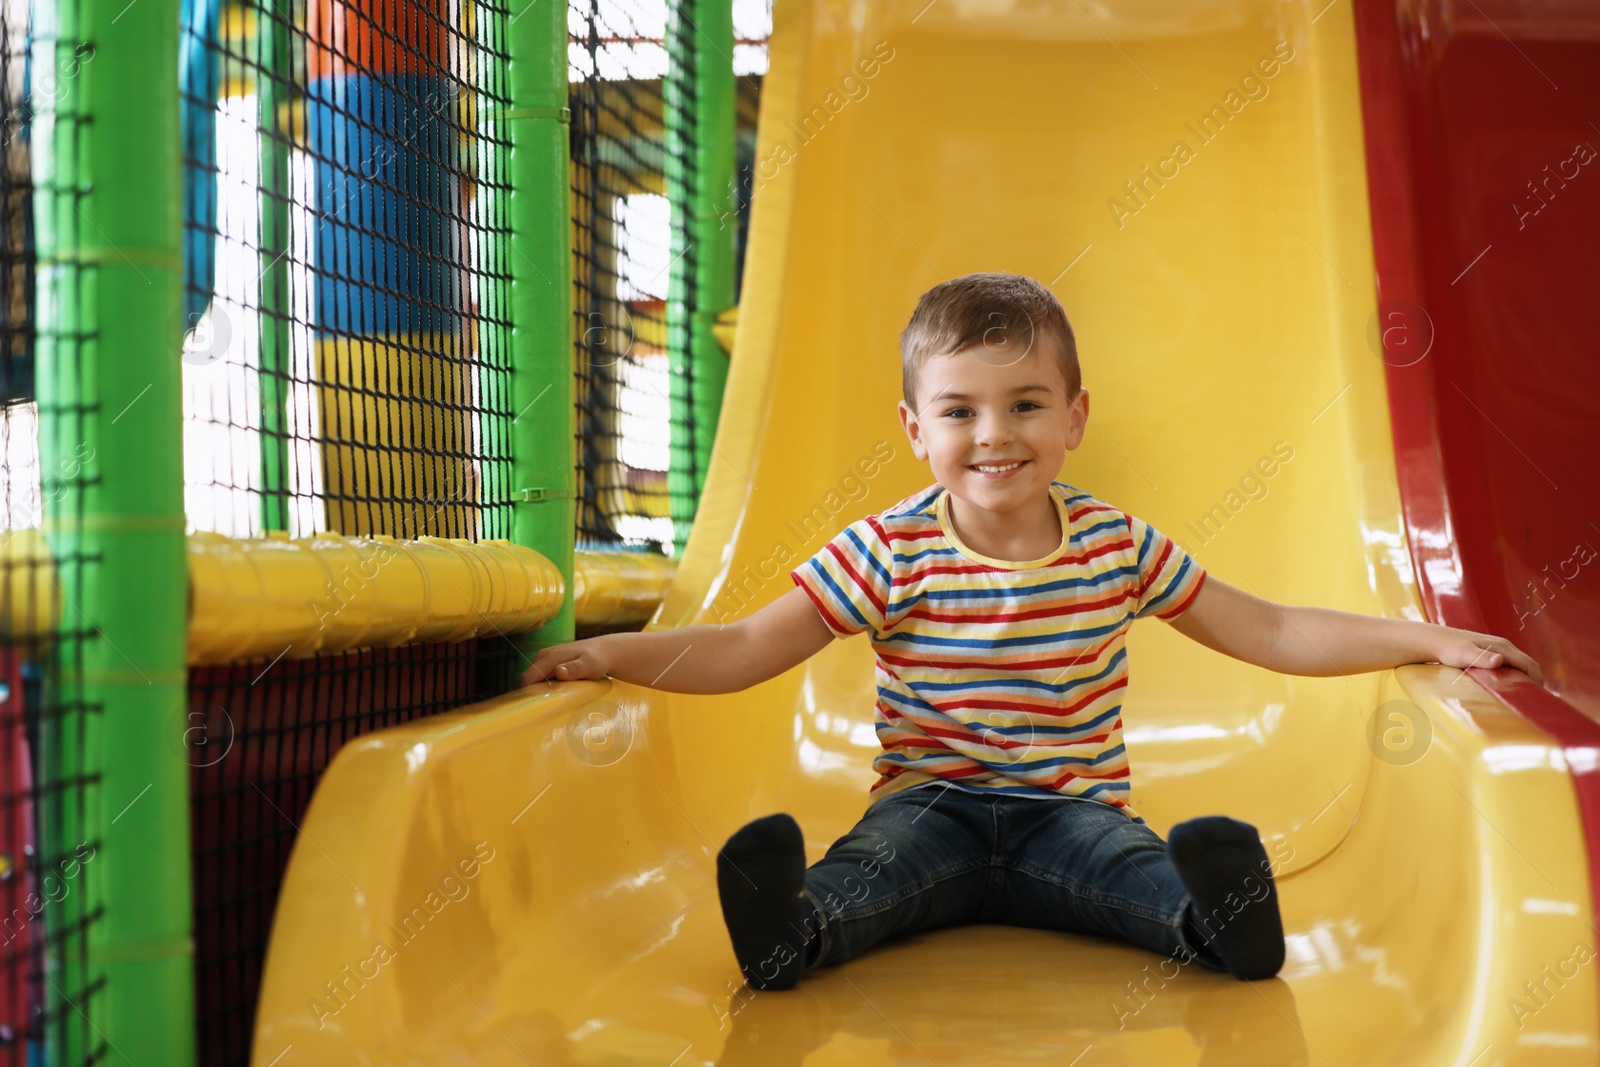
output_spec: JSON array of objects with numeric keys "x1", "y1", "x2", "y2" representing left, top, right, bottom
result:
[
  {"x1": 476, "y1": 2, "x2": 512, "y2": 545},
  {"x1": 257, "y1": 0, "x2": 292, "y2": 532},
  {"x1": 32, "y1": 0, "x2": 196, "y2": 1056},
  {"x1": 665, "y1": 0, "x2": 735, "y2": 559},
  {"x1": 506, "y1": 0, "x2": 575, "y2": 670}
]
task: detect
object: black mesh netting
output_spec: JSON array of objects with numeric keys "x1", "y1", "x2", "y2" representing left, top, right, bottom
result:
[
  {"x1": 177, "y1": 0, "x2": 522, "y2": 1061},
  {"x1": 168, "y1": 0, "x2": 764, "y2": 1062},
  {"x1": 187, "y1": 638, "x2": 518, "y2": 1066},
  {"x1": 570, "y1": 0, "x2": 694, "y2": 554},
  {"x1": 4, "y1": 6, "x2": 106, "y2": 1064},
  {"x1": 568, "y1": 1, "x2": 765, "y2": 555},
  {"x1": 0, "y1": 8, "x2": 43, "y2": 1062}
]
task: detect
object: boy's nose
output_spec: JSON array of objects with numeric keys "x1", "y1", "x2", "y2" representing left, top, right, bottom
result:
[{"x1": 974, "y1": 415, "x2": 1014, "y2": 446}]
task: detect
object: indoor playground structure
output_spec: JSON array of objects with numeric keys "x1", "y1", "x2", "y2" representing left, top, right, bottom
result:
[{"x1": 0, "y1": 0, "x2": 1596, "y2": 1064}]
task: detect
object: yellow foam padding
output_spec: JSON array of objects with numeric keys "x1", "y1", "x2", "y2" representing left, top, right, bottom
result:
[
  {"x1": 315, "y1": 333, "x2": 477, "y2": 539},
  {"x1": 572, "y1": 549, "x2": 676, "y2": 630},
  {"x1": 0, "y1": 527, "x2": 59, "y2": 641},
  {"x1": 187, "y1": 530, "x2": 565, "y2": 665},
  {"x1": 253, "y1": 1, "x2": 1597, "y2": 1062},
  {"x1": 15, "y1": 524, "x2": 663, "y2": 665}
]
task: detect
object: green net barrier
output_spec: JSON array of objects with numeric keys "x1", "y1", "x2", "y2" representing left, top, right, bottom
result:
[
  {"x1": 0, "y1": 0, "x2": 763, "y2": 1061},
  {"x1": 176, "y1": 0, "x2": 522, "y2": 1061},
  {"x1": 572, "y1": 0, "x2": 752, "y2": 558}
]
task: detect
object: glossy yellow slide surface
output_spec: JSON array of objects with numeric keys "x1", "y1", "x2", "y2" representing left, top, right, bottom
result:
[{"x1": 252, "y1": 1, "x2": 1598, "y2": 1063}]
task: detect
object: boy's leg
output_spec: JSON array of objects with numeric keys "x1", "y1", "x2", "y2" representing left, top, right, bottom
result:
[
  {"x1": 716, "y1": 783, "x2": 993, "y2": 990},
  {"x1": 983, "y1": 797, "x2": 1284, "y2": 979},
  {"x1": 800, "y1": 784, "x2": 995, "y2": 972},
  {"x1": 1165, "y1": 815, "x2": 1286, "y2": 979}
]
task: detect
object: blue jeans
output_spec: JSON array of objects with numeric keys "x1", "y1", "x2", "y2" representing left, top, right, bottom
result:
[{"x1": 796, "y1": 782, "x2": 1227, "y2": 974}]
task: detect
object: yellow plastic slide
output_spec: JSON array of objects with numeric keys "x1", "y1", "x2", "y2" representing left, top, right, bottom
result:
[{"x1": 252, "y1": 1, "x2": 1598, "y2": 1062}]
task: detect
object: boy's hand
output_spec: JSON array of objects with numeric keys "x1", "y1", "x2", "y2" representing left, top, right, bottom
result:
[
  {"x1": 511, "y1": 588, "x2": 836, "y2": 695},
  {"x1": 521, "y1": 637, "x2": 614, "y2": 687},
  {"x1": 1427, "y1": 625, "x2": 1544, "y2": 685},
  {"x1": 1168, "y1": 578, "x2": 1550, "y2": 685}
]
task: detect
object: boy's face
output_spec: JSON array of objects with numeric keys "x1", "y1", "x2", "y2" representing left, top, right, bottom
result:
[{"x1": 897, "y1": 339, "x2": 1089, "y2": 515}]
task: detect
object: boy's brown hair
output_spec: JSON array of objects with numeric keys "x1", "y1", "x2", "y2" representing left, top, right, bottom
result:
[{"x1": 899, "y1": 272, "x2": 1080, "y2": 410}]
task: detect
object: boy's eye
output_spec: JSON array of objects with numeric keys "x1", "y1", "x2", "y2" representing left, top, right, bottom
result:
[{"x1": 943, "y1": 402, "x2": 1041, "y2": 418}]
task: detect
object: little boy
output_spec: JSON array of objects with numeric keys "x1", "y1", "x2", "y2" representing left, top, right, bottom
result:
[{"x1": 522, "y1": 272, "x2": 1543, "y2": 993}]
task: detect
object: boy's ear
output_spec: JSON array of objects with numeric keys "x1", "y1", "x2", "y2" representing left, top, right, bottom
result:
[
  {"x1": 1065, "y1": 388, "x2": 1090, "y2": 450},
  {"x1": 897, "y1": 400, "x2": 928, "y2": 461}
]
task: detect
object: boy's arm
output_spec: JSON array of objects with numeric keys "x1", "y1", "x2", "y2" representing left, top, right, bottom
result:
[
  {"x1": 1164, "y1": 576, "x2": 1545, "y2": 684},
  {"x1": 519, "y1": 586, "x2": 839, "y2": 693}
]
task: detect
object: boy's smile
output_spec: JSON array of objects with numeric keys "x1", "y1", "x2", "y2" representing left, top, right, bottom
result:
[{"x1": 897, "y1": 338, "x2": 1090, "y2": 560}]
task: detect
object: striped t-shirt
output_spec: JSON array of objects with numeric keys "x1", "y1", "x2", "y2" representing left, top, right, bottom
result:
[{"x1": 790, "y1": 480, "x2": 1206, "y2": 823}]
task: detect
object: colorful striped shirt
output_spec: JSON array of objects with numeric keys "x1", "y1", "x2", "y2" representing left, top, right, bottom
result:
[{"x1": 790, "y1": 480, "x2": 1207, "y2": 823}]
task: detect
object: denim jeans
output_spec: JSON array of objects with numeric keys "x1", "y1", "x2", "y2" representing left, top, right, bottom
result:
[{"x1": 796, "y1": 782, "x2": 1227, "y2": 974}]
